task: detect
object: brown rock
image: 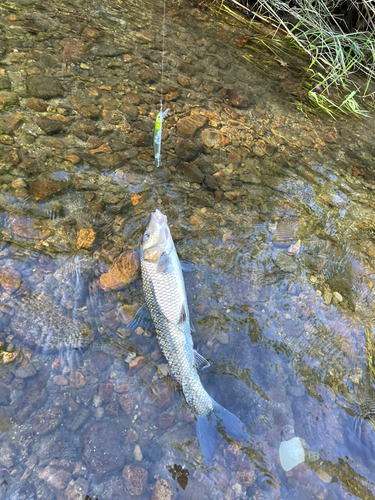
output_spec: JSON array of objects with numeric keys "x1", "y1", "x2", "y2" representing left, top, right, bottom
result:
[
  {"x1": 98, "y1": 383, "x2": 113, "y2": 403},
  {"x1": 99, "y1": 250, "x2": 140, "y2": 291},
  {"x1": 114, "y1": 381, "x2": 131, "y2": 393},
  {"x1": 38, "y1": 466, "x2": 71, "y2": 491},
  {"x1": 152, "y1": 478, "x2": 176, "y2": 500},
  {"x1": 212, "y1": 171, "x2": 233, "y2": 192},
  {"x1": 177, "y1": 76, "x2": 190, "y2": 87},
  {"x1": 10, "y1": 216, "x2": 50, "y2": 239},
  {"x1": 61, "y1": 38, "x2": 86, "y2": 61},
  {"x1": 27, "y1": 98, "x2": 48, "y2": 111},
  {"x1": 120, "y1": 99, "x2": 139, "y2": 117},
  {"x1": 201, "y1": 128, "x2": 222, "y2": 148},
  {"x1": 126, "y1": 428, "x2": 139, "y2": 443},
  {"x1": 33, "y1": 407, "x2": 64, "y2": 435},
  {"x1": 237, "y1": 464, "x2": 256, "y2": 487},
  {"x1": 76, "y1": 228, "x2": 95, "y2": 249},
  {"x1": 30, "y1": 173, "x2": 64, "y2": 201},
  {"x1": 156, "y1": 413, "x2": 175, "y2": 430},
  {"x1": 68, "y1": 371, "x2": 86, "y2": 388},
  {"x1": 0, "y1": 92, "x2": 18, "y2": 110},
  {"x1": 119, "y1": 393, "x2": 135, "y2": 415},
  {"x1": 223, "y1": 189, "x2": 247, "y2": 202},
  {"x1": 228, "y1": 89, "x2": 253, "y2": 108},
  {"x1": 180, "y1": 162, "x2": 204, "y2": 183},
  {"x1": 128, "y1": 356, "x2": 146, "y2": 375},
  {"x1": 123, "y1": 464, "x2": 147, "y2": 496},
  {"x1": 71, "y1": 94, "x2": 100, "y2": 119},
  {"x1": 0, "y1": 269, "x2": 21, "y2": 294},
  {"x1": 0, "y1": 115, "x2": 22, "y2": 134},
  {"x1": 53, "y1": 375, "x2": 68, "y2": 386},
  {"x1": 176, "y1": 114, "x2": 207, "y2": 137},
  {"x1": 64, "y1": 155, "x2": 80, "y2": 164}
]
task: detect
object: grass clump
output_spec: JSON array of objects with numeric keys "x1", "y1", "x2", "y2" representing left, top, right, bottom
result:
[{"x1": 203, "y1": 0, "x2": 375, "y2": 117}]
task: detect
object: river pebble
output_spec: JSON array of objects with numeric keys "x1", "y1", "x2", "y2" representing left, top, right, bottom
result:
[{"x1": 122, "y1": 463, "x2": 148, "y2": 496}]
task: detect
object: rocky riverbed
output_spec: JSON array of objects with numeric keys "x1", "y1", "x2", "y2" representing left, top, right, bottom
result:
[{"x1": 1, "y1": 0, "x2": 375, "y2": 499}]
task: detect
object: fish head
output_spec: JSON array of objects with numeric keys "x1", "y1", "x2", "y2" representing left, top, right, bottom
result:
[{"x1": 142, "y1": 209, "x2": 172, "y2": 262}]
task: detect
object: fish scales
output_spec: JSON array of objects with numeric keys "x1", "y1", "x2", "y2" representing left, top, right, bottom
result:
[
  {"x1": 135, "y1": 209, "x2": 249, "y2": 464},
  {"x1": 141, "y1": 257, "x2": 213, "y2": 415}
]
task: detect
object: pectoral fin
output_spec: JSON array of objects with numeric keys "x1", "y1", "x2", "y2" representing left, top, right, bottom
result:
[
  {"x1": 178, "y1": 304, "x2": 187, "y2": 324},
  {"x1": 156, "y1": 252, "x2": 170, "y2": 273}
]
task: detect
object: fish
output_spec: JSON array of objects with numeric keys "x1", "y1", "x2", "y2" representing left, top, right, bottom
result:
[
  {"x1": 129, "y1": 209, "x2": 249, "y2": 464},
  {"x1": 153, "y1": 108, "x2": 169, "y2": 168}
]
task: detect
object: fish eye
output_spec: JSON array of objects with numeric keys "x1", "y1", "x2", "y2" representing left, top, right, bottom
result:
[{"x1": 143, "y1": 232, "x2": 150, "y2": 242}]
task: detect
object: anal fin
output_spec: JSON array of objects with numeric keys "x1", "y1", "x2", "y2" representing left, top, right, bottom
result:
[{"x1": 194, "y1": 349, "x2": 210, "y2": 370}]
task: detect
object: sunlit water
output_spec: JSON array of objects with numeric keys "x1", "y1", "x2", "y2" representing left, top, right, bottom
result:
[{"x1": 1, "y1": 0, "x2": 375, "y2": 498}]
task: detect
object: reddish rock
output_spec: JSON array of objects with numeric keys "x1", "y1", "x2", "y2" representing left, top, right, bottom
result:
[
  {"x1": 0, "y1": 114, "x2": 22, "y2": 134},
  {"x1": 99, "y1": 250, "x2": 140, "y2": 291},
  {"x1": 237, "y1": 464, "x2": 256, "y2": 487},
  {"x1": 119, "y1": 393, "x2": 135, "y2": 415},
  {"x1": 0, "y1": 269, "x2": 21, "y2": 294},
  {"x1": 126, "y1": 428, "x2": 139, "y2": 443},
  {"x1": 128, "y1": 356, "x2": 146, "y2": 375},
  {"x1": 152, "y1": 479, "x2": 176, "y2": 500},
  {"x1": 10, "y1": 216, "x2": 50, "y2": 239},
  {"x1": 114, "y1": 381, "x2": 131, "y2": 393},
  {"x1": 53, "y1": 375, "x2": 68, "y2": 386},
  {"x1": 156, "y1": 413, "x2": 175, "y2": 430},
  {"x1": 27, "y1": 98, "x2": 48, "y2": 111},
  {"x1": 106, "y1": 403, "x2": 119, "y2": 415},
  {"x1": 33, "y1": 407, "x2": 64, "y2": 435},
  {"x1": 122, "y1": 464, "x2": 147, "y2": 496},
  {"x1": 61, "y1": 38, "x2": 86, "y2": 61},
  {"x1": 30, "y1": 173, "x2": 64, "y2": 201},
  {"x1": 68, "y1": 371, "x2": 86, "y2": 388},
  {"x1": 176, "y1": 114, "x2": 207, "y2": 137},
  {"x1": 98, "y1": 383, "x2": 113, "y2": 403},
  {"x1": 228, "y1": 89, "x2": 253, "y2": 108},
  {"x1": 201, "y1": 128, "x2": 222, "y2": 148}
]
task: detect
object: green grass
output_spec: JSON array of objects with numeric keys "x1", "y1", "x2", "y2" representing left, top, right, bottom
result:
[{"x1": 204, "y1": 0, "x2": 375, "y2": 118}]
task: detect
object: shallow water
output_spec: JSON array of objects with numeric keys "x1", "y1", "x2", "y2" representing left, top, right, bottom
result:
[{"x1": 1, "y1": 0, "x2": 375, "y2": 498}]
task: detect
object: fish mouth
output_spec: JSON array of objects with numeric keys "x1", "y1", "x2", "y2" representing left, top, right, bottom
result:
[{"x1": 151, "y1": 209, "x2": 167, "y2": 226}]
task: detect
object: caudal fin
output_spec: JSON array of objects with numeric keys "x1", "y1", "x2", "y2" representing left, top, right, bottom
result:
[{"x1": 196, "y1": 399, "x2": 249, "y2": 465}]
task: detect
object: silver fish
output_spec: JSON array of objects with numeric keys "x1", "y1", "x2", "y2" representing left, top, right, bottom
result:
[{"x1": 132, "y1": 209, "x2": 249, "y2": 464}]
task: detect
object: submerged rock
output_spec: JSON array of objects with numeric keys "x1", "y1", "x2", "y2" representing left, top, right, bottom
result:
[
  {"x1": 81, "y1": 421, "x2": 125, "y2": 476},
  {"x1": 279, "y1": 437, "x2": 305, "y2": 471},
  {"x1": 26, "y1": 75, "x2": 63, "y2": 99}
]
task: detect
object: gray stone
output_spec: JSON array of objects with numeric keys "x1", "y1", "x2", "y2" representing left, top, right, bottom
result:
[
  {"x1": 175, "y1": 139, "x2": 203, "y2": 162},
  {"x1": 38, "y1": 466, "x2": 71, "y2": 491},
  {"x1": 87, "y1": 43, "x2": 127, "y2": 57},
  {"x1": 273, "y1": 252, "x2": 296, "y2": 272},
  {"x1": 0, "y1": 76, "x2": 11, "y2": 91},
  {"x1": 180, "y1": 163, "x2": 204, "y2": 183},
  {"x1": 0, "y1": 442, "x2": 14, "y2": 468},
  {"x1": 15, "y1": 364, "x2": 36, "y2": 379},
  {"x1": 81, "y1": 421, "x2": 125, "y2": 476},
  {"x1": 33, "y1": 407, "x2": 64, "y2": 435},
  {"x1": 26, "y1": 75, "x2": 63, "y2": 99},
  {"x1": 64, "y1": 478, "x2": 89, "y2": 500}
]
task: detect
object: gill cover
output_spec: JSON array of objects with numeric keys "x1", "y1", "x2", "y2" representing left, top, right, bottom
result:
[{"x1": 142, "y1": 209, "x2": 170, "y2": 265}]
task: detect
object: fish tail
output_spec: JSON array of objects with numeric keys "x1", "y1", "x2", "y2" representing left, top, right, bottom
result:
[{"x1": 196, "y1": 398, "x2": 249, "y2": 465}]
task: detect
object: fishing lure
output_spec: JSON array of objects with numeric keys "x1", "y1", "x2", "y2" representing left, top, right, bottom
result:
[{"x1": 153, "y1": 108, "x2": 169, "y2": 168}]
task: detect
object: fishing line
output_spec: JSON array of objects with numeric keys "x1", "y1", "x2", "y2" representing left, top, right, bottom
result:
[{"x1": 160, "y1": 0, "x2": 166, "y2": 114}]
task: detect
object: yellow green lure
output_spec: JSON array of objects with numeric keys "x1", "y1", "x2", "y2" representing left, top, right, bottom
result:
[{"x1": 153, "y1": 108, "x2": 169, "y2": 168}]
